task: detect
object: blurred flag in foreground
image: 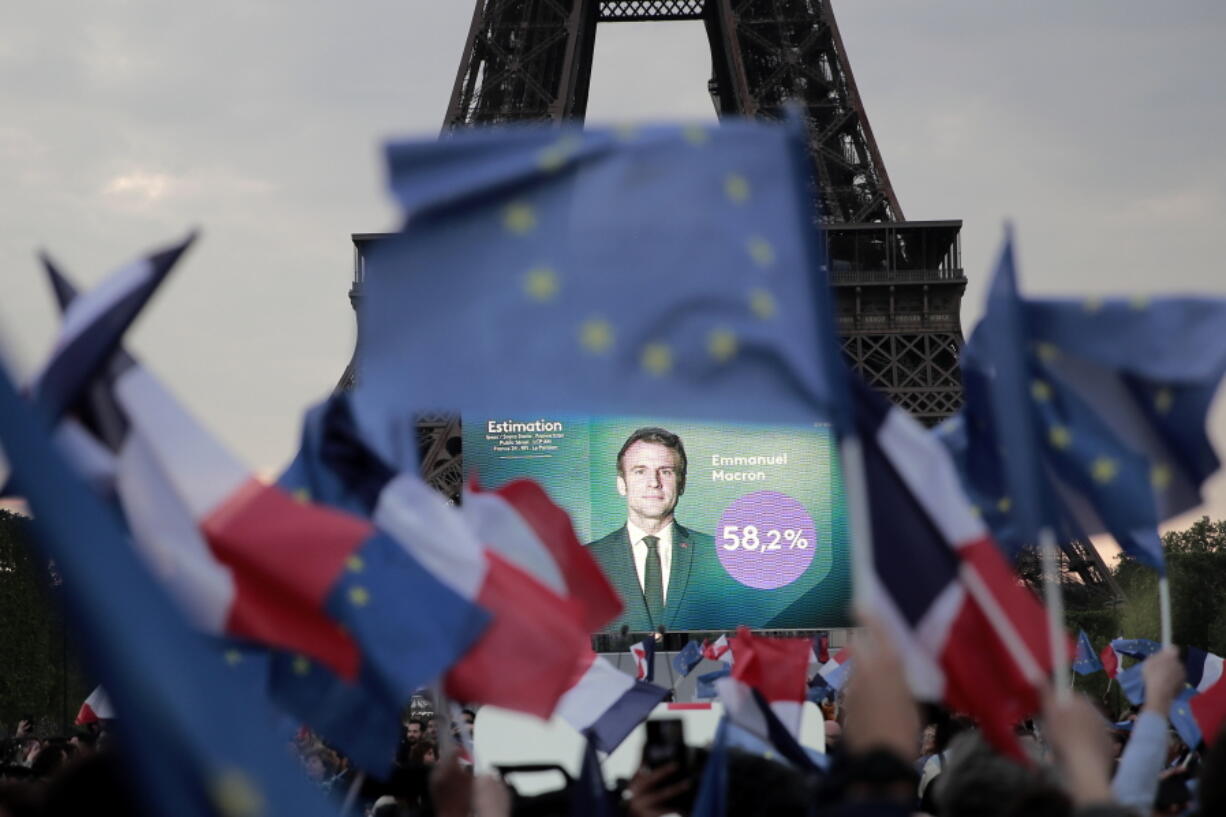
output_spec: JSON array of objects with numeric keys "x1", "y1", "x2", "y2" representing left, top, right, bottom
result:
[
  {"x1": 45, "y1": 262, "x2": 408, "y2": 772},
  {"x1": 0, "y1": 357, "x2": 332, "y2": 817},
  {"x1": 848, "y1": 376, "x2": 1057, "y2": 760},
  {"x1": 280, "y1": 392, "x2": 604, "y2": 718},
  {"x1": 555, "y1": 651, "x2": 669, "y2": 753},
  {"x1": 1072, "y1": 631, "x2": 1104, "y2": 676},
  {"x1": 352, "y1": 116, "x2": 837, "y2": 468},
  {"x1": 716, "y1": 627, "x2": 817, "y2": 771},
  {"x1": 951, "y1": 233, "x2": 1226, "y2": 570},
  {"x1": 1192, "y1": 675, "x2": 1226, "y2": 747}
]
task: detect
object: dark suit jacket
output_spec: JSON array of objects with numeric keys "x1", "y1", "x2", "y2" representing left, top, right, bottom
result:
[{"x1": 586, "y1": 521, "x2": 729, "y2": 633}]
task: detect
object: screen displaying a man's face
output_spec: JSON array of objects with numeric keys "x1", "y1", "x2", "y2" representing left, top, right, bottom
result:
[
  {"x1": 465, "y1": 415, "x2": 853, "y2": 631},
  {"x1": 617, "y1": 440, "x2": 682, "y2": 528}
]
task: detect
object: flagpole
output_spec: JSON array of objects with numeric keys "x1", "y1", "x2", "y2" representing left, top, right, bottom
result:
[
  {"x1": 1039, "y1": 527, "x2": 1070, "y2": 696},
  {"x1": 1158, "y1": 576, "x2": 1172, "y2": 647},
  {"x1": 339, "y1": 771, "x2": 366, "y2": 817}
]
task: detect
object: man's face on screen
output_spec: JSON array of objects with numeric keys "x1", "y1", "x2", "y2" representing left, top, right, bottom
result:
[{"x1": 617, "y1": 440, "x2": 682, "y2": 527}]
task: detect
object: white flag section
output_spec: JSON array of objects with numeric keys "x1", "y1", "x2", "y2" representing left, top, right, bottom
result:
[{"x1": 555, "y1": 653, "x2": 669, "y2": 754}]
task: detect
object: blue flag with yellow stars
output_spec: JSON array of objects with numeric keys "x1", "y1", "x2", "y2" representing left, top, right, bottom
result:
[
  {"x1": 352, "y1": 116, "x2": 840, "y2": 466},
  {"x1": 947, "y1": 229, "x2": 1226, "y2": 572},
  {"x1": 1072, "y1": 630, "x2": 1104, "y2": 676}
]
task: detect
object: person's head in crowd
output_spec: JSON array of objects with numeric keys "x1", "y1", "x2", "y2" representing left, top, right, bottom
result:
[
  {"x1": 404, "y1": 718, "x2": 423, "y2": 746},
  {"x1": 426, "y1": 716, "x2": 441, "y2": 741},
  {"x1": 919, "y1": 722, "x2": 938, "y2": 758},
  {"x1": 371, "y1": 794, "x2": 409, "y2": 817},
  {"x1": 462, "y1": 708, "x2": 476, "y2": 727},
  {"x1": 302, "y1": 748, "x2": 331, "y2": 783},
  {"x1": 823, "y1": 720, "x2": 842, "y2": 755},
  {"x1": 935, "y1": 732, "x2": 1072, "y2": 817},
  {"x1": 410, "y1": 740, "x2": 438, "y2": 767}
]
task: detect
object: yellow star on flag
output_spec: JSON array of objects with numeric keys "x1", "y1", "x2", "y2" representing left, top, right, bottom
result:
[
  {"x1": 502, "y1": 202, "x2": 536, "y2": 235},
  {"x1": 1035, "y1": 342, "x2": 1060, "y2": 362},
  {"x1": 749, "y1": 288, "x2": 777, "y2": 320},
  {"x1": 1151, "y1": 463, "x2": 1173, "y2": 490},
  {"x1": 683, "y1": 124, "x2": 710, "y2": 146},
  {"x1": 210, "y1": 769, "x2": 266, "y2": 817},
  {"x1": 641, "y1": 343, "x2": 673, "y2": 377},
  {"x1": 579, "y1": 318, "x2": 614, "y2": 355},
  {"x1": 292, "y1": 488, "x2": 310, "y2": 505},
  {"x1": 746, "y1": 235, "x2": 776, "y2": 269},
  {"x1": 1048, "y1": 425, "x2": 1072, "y2": 449},
  {"x1": 523, "y1": 266, "x2": 559, "y2": 301},
  {"x1": 724, "y1": 173, "x2": 750, "y2": 204},
  {"x1": 997, "y1": 496, "x2": 1012, "y2": 513},
  {"x1": 224, "y1": 649, "x2": 243, "y2": 667},
  {"x1": 1083, "y1": 297, "x2": 1103, "y2": 313},
  {"x1": 1130, "y1": 295, "x2": 1149, "y2": 310},
  {"x1": 345, "y1": 555, "x2": 364, "y2": 573},
  {"x1": 349, "y1": 586, "x2": 370, "y2": 607},
  {"x1": 1031, "y1": 379, "x2": 1052, "y2": 402},
  {"x1": 292, "y1": 655, "x2": 311, "y2": 676},
  {"x1": 1091, "y1": 456, "x2": 1119, "y2": 484},
  {"x1": 1154, "y1": 388, "x2": 1174, "y2": 414},
  {"x1": 707, "y1": 328, "x2": 738, "y2": 363}
]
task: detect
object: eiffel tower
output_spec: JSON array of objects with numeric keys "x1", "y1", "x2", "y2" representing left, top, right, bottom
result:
[{"x1": 341, "y1": 0, "x2": 1118, "y2": 593}]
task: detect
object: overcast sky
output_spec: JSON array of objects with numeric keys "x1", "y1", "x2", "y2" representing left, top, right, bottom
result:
[{"x1": 2, "y1": 1, "x2": 1224, "y2": 534}]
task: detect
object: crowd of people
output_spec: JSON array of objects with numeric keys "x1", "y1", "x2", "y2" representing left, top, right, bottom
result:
[{"x1": 1, "y1": 627, "x2": 1222, "y2": 817}]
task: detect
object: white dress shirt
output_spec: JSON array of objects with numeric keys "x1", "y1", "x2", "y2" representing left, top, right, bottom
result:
[{"x1": 627, "y1": 520, "x2": 673, "y2": 603}]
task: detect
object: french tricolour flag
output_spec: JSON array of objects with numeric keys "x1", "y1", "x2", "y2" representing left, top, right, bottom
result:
[
  {"x1": 286, "y1": 393, "x2": 610, "y2": 718},
  {"x1": 38, "y1": 259, "x2": 492, "y2": 706},
  {"x1": 715, "y1": 627, "x2": 818, "y2": 771},
  {"x1": 1186, "y1": 647, "x2": 1225, "y2": 694},
  {"x1": 630, "y1": 637, "x2": 655, "y2": 682},
  {"x1": 703, "y1": 635, "x2": 734, "y2": 665},
  {"x1": 817, "y1": 648, "x2": 852, "y2": 692},
  {"x1": 850, "y1": 378, "x2": 1056, "y2": 758},
  {"x1": 555, "y1": 652, "x2": 669, "y2": 753},
  {"x1": 75, "y1": 686, "x2": 115, "y2": 725}
]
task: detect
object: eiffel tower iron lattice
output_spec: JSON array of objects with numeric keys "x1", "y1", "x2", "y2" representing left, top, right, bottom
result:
[{"x1": 338, "y1": 0, "x2": 1116, "y2": 594}]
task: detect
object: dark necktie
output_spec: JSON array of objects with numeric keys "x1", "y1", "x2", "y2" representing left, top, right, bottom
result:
[{"x1": 642, "y1": 535, "x2": 664, "y2": 628}]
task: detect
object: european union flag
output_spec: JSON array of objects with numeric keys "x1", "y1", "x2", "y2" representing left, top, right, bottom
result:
[
  {"x1": 672, "y1": 640, "x2": 705, "y2": 678},
  {"x1": 352, "y1": 117, "x2": 838, "y2": 467},
  {"x1": 0, "y1": 359, "x2": 332, "y2": 817},
  {"x1": 1112, "y1": 638, "x2": 1161, "y2": 659},
  {"x1": 1072, "y1": 630, "x2": 1103, "y2": 676},
  {"x1": 952, "y1": 231, "x2": 1226, "y2": 572}
]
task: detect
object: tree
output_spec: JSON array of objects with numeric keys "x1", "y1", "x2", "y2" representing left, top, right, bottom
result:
[{"x1": 0, "y1": 510, "x2": 89, "y2": 734}]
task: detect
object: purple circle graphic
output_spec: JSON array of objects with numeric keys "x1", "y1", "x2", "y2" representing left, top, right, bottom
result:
[{"x1": 716, "y1": 491, "x2": 817, "y2": 590}]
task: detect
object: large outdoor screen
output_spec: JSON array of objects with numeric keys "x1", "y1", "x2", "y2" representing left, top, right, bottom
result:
[{"x1": 464, "y1": 415, "x2": 852, "y2": 633}]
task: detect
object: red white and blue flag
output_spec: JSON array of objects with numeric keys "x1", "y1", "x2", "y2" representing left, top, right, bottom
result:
[
  {"x1": 555, "y1": 651, "x2": 669, "y2": 753},
  {"x1": 281, "y1": 393, "x2": 617, "y2": 718},
  {"x1": 849, "y1": 378, "x2": 1057, "y2": 758},
  {"x1": 630, "y1": 637, "x2": 656, "y2": 682},
  {"x1": 715, "y1": 627, "x2": 818, "y2": 770},
  {"x1": 702, "y1": 635, "x2": 734, "y2": 665},
  {"x1": 816, "y1": 648, "x2": 852, "y2": 692},
  {"x1": 75, "y1": 686, "x2": 115, "y2": 725}
]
